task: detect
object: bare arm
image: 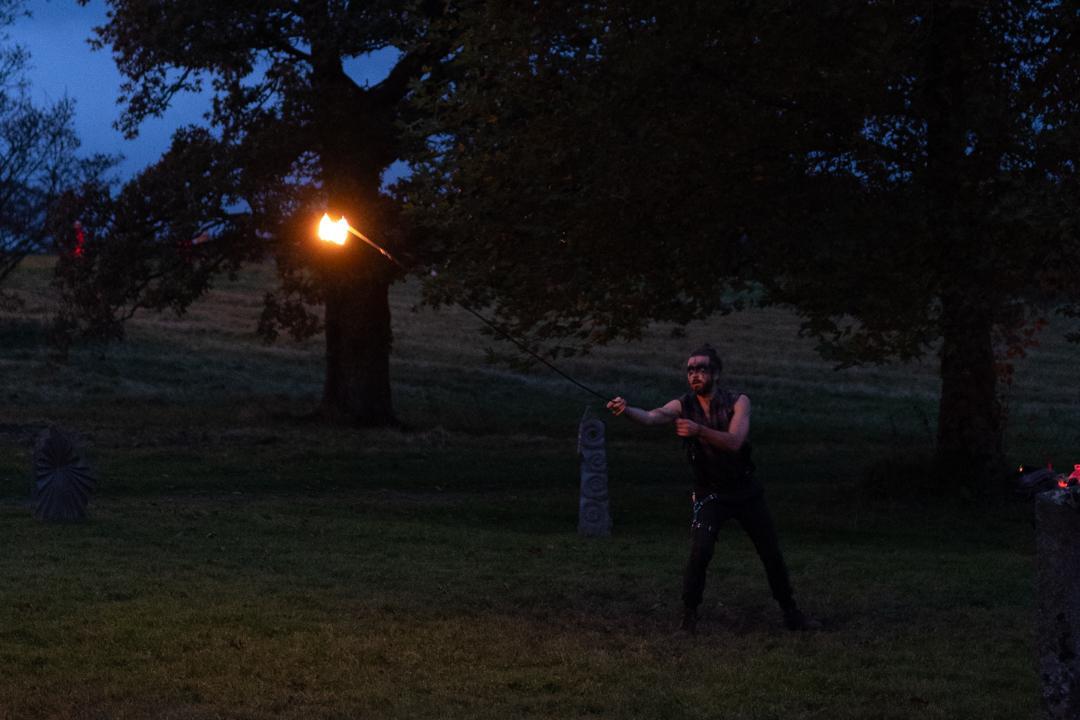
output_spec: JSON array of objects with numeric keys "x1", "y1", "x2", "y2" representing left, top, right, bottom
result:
[
  {"x1": 606, "y1": 397, "x2": 682, "y2": 426},
  {"x1": 675, "y1": 395, "x2": 750, "y2": 451}
]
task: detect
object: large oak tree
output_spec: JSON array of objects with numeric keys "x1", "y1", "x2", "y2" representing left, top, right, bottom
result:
[
  {"x1": 402, "y1": 0, "x2": 1080, "y2": 489},
  {"x1": 56, "y1": 0, "x2": 449, "y2": 424}
]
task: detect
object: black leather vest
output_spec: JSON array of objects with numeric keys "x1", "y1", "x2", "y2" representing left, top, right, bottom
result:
[{"x1": 680, "y1": 388, "x2": 760, "y2": 500}]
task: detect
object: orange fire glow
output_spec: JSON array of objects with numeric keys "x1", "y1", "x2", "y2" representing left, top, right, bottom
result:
[{"x1": 318, "y1": 213, "x2": 349, "y2": 245}]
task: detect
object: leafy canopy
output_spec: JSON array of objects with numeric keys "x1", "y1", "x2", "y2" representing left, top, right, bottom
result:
[
  {"x1": 58, "y1": 0, "x2": 447, "y2": 341},
  {"x1": 402, "y1": 1, "x2": 1080, "y2": 365}
]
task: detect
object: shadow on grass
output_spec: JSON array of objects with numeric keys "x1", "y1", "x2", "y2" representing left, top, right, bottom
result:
[{"x1": 0, "y1": 317, "x2": 48, "y2": 350}]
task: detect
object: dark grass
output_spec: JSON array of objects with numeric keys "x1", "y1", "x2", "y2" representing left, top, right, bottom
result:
[{"x1": 0, "y1": 257, "x2": 1074, "y2": 718}]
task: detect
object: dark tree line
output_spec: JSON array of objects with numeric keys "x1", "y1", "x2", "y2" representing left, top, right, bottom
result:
[
  {"x1": 402, "y1": 0, "x2": 1080, "y2": 489},
  {"x1": 54, "y1": 0, "x2": 1080, "y2": 490}
]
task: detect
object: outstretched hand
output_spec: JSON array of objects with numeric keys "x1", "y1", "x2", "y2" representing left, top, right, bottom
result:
[
  {"x1": 675, "y1": 418, "x2": 701, "y2": 438},
  {"x1": 607, "y1": 397, "x2": 627, "y2": 416}
]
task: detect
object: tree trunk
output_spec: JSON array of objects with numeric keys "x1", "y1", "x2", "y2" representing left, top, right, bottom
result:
[
  {"x1": 924, "y1": 1, "x2": 1004, "y2": 489},
  {"x1": 309, "y1": 37, "x2": 402, "y2": 427},
  {"x1": 936, "y1": 292, "x2": 1004, "y2": 488},
  {"x1": 322, "y1": 273, "x2": 395, "y2": 425}
]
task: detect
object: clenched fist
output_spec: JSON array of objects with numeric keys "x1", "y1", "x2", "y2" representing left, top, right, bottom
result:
[{"x1": 675, "y1": 418, "x2": 701, "y2": 438}]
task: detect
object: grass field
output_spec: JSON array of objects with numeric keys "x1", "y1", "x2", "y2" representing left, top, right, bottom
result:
[{"x1": 0, "y1": 256, "x2": 1076, "y2": 719}]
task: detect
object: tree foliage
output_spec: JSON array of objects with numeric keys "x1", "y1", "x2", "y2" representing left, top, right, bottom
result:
[
  {"x1": 402, "y1": 2, "x2": 894, "y2": 353},
  {"x1": 57, "y1": 0, "x2": 450, "y2": 423},
  {"x1": 403, "y1": 0, "x2": 1080, "y2": 486},
  {"x1": 759, "y1": 1, "x2": 1080, "y2": 361},
  {"x1": 50, "y1": 128, "x2": 257, "y2": 340}
]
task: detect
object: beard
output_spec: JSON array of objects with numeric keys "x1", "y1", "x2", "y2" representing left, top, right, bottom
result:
[{"x1": 691, "y1": 376, "x2": 715, "y2": 397}]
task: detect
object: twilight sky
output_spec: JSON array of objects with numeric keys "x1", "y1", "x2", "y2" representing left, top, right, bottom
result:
[
  {"x1": 14, "y1": 1, "x2": 402, "y2": 182},
  {"x1": 15, "y1": 1, "x2": 210, "y2": 179}
]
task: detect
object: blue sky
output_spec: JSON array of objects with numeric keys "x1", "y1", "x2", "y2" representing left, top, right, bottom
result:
[
  {"x1": 15, "y1": 0, "x2": 210, "y2": 179},
  {"x1": 13, "y1": 1, "x2": 403, "y2": 182}
]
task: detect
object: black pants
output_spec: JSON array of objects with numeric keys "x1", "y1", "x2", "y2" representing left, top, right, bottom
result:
[{"x1": 682, "y1": 492, "x2": 794, "y2": 610}]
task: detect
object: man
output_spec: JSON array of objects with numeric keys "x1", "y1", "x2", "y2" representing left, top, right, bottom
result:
[{"x1": 607, "y1": 344, "x2": 808, "y2": 634}]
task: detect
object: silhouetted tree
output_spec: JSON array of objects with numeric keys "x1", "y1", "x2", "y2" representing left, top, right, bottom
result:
[
  {"x1": 403, "y1": 1, "x2": 1080, "y2": 489},
  {"x1": 58, "y1": 0, "x2": 449, "y2": 424}
]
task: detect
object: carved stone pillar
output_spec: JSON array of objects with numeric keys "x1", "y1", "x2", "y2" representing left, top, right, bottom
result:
[
  {"x1": 577, "y1": 414, "x2": 611, "y2": 537},
  {"x1": 1036, "y1": 488, "x2": 1080, "y2": 718},
  {"x1": 32, "y1": 427, "x2": 96, "y2": 522}
]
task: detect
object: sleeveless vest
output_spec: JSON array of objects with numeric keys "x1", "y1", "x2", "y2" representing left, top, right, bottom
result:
[{"x1": 680, "y1": 388, "x2": 760, "y2": 500}]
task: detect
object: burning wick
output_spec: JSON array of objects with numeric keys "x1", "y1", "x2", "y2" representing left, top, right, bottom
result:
[
  {"x1": 317, "y1": 214, "x2": 349, "y2": 246},
  {"x1": 317, "y1": 212, "x2": 404, "y2": 268}
]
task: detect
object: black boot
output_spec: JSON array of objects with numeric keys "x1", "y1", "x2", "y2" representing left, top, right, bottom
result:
[
  {"x1": 677, "y1": 607, "x2": 698, "y2": 635},
  {"x1": 781, "y1": 601, "x2": 809, "y2": 631}
]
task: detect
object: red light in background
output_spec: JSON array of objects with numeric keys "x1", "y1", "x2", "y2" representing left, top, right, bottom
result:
[{"x1": 73, "y1": 221, "x2": 85, "y2": 258}]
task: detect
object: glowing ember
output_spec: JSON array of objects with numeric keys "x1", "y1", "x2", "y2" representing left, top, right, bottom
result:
[
  {"x1": 318, "y1": 213, "x2": 349, "y2": 245},
  {"x1": 1060, "y1": 464, "x2": 1080, "y2": 489}
]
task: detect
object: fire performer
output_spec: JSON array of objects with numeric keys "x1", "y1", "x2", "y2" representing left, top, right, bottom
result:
[{"x1": 607, "y1": 344, "x2": 809, "y2": 634}]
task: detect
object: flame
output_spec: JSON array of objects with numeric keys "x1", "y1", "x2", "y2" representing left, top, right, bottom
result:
[{"x1": 318, "y1": 213, "x2": 349, "y2": 245}]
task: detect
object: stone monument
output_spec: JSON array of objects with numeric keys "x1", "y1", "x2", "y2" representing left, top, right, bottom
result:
[
  {"x1": 1036, "y1": 486, "x2": 1080, "y2": 719},
  {"x1": 577, "y1": 410, "x2": 611, "y2": 537},
  {"x1": 32, "y1": 426, "x2": 96, "y2": 522}
]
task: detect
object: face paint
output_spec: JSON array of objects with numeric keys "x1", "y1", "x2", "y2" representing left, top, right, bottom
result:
[{"x1": 686, "y1": 355, "x2": 714, "y2": 396}]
